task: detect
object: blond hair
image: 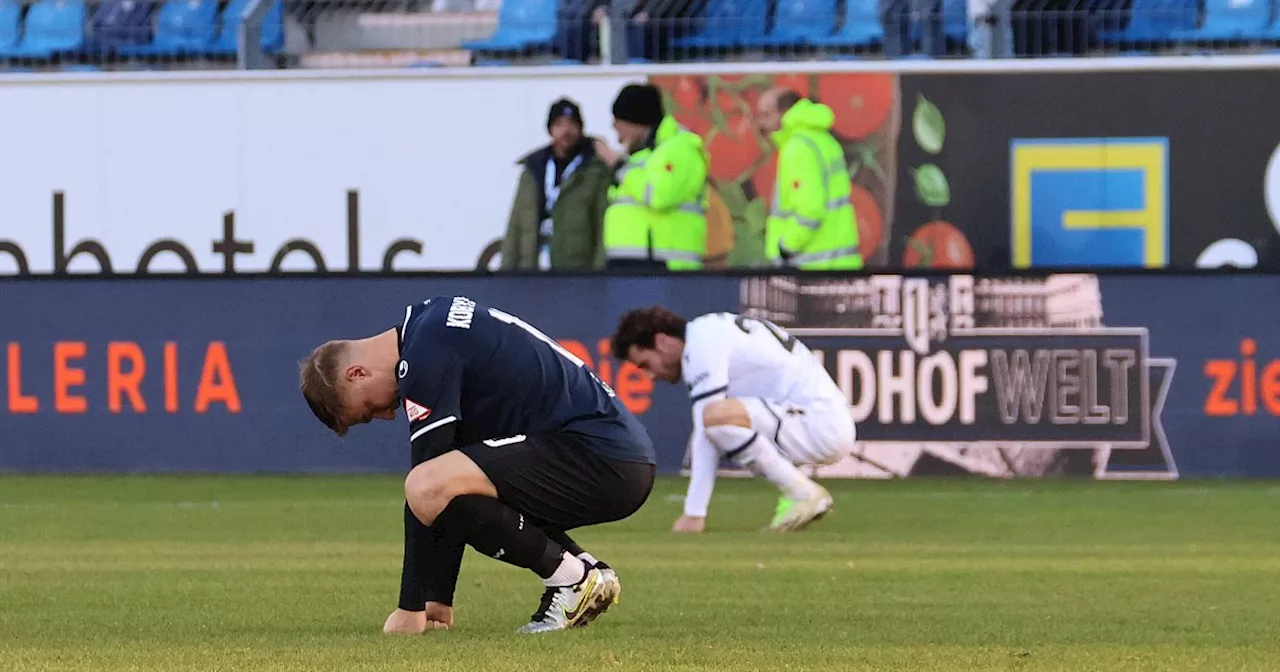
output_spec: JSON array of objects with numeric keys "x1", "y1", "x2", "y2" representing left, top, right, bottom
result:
[{"x1": 299, "y1": 340, "x2": 350, "y2": 436}]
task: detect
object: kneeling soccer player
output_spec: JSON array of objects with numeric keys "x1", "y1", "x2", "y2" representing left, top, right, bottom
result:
[
  {"x1": 610, "y1": 306, "x2": 855, "y2": 533},
  {"x1": 299, "y1": 295, "x2": 656, "y2": 634}
]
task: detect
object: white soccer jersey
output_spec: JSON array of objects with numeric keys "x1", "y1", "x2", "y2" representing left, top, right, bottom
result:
[
  {"x1": 679, "y1": 312, "x2": 856, "y2": 518},
  {"x1": 681, "y1": 312, "x2": 843, "y2": 410}
]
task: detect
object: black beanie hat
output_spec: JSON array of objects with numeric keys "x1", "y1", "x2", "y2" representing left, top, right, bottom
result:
[
  {"x1": 547, "y1": 98, "x2": 583, "y2": 130},
  {"x1": 612, "y1": 84, "x2": 664, "y2": 126}
]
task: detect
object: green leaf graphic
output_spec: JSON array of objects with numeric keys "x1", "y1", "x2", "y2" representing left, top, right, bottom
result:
[
  {"x1": 913, "y1": 94, "x2": 945, "y2": 155},
  {"x1": 730, "y1": 198, "x2": 768, "y2": 267},
  {"x1": 718, "y1": 180, "x2": 750, "y2": 215},
  {"x1": 914, "y1": 164, "x2": 950, "y2": 207}
]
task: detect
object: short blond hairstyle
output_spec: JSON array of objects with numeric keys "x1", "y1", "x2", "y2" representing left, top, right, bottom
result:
[{"x1": 299, "y1": 340, "x2": 351, "y2": 436}]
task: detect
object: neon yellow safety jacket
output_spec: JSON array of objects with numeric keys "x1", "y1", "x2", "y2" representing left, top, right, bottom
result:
[
  {"x1": 603, "y1": 116, "x2": 710, "y2": 271},
  {"x1": 765, "y1": 99, "x2": 863, "y2": 270}
]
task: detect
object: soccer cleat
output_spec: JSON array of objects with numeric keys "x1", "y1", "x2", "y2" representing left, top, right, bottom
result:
[
  {"x1": 765, "y1": 485, "x2": 834, "y2": 532},
  {"x1": 564, "y1": 562, "x2": 621, "y2": 629},
  {"x1": 516, "y1": 567, "x2": 613, "y2": 634},
  {"x1": 598, "y1": 565, "x2": 621, "y2": 606}
]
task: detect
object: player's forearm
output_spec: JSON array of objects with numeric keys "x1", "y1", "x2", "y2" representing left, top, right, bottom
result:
[
  {"x1": 683, "y1": 430, "x2": 719, "y2": 517},
  {"x1": 398, "y1": 503, "x2": 433, "y2": 610},
  {"x1": 399, "y1": 424, "x2": 463, "y2": 610},
  {"x1": 419, "y1": 530, "x2": 465, "y2": 607},
  {"x1": 399, "y1": 504, "x2": 466, "y2": 609}
]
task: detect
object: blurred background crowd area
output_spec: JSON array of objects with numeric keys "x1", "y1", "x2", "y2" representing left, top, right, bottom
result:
[{"x1": 0, "y1": 0, "x2": 1277, "y2": 72}]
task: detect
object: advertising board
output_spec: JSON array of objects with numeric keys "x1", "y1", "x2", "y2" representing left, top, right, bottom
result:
[{"x1": 2, "y1": 273, "x2": 1278, "y2": 478}]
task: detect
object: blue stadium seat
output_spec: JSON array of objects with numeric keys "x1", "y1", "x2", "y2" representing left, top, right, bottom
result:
[
  {"x1": 800, "y1": 0, "x2": 883, "y2": 46},
  {"x1": 0, "y1": 0, "x2": 21, "y2": 51},
  {"x1": 460, "y1": 0, "x2": 557, "y2": 53},
  {"x1": 740, "y1": 0, "x2": 840, "y2": 47},
  {"x1": 0, "y1": 0, "x2": 86, "y2": 58},
  {"x1": 1249, "y1": 0, "x2": 1280, "y2": 36},
  {"x1": 942, "y1": 0, "x2": 968, "y2": 41},
  {"x1": 119, "y1": 0, "x2": 217, "y2": 56},
  {"x1": 1096, "y1": 0, "x2": 1197, "y2": 44},
  {"x1": 897, "y1": 0, "x2": 967, "y2": 54},
  {"x1": 206, "y1": 0, "x2": 283, "y2": 56},
  {"x1": 672, "y1": 0, "x2": 770, "y2": 48},
  {"x1": 1167, "y1": 0, "x2": 1271, "y2": 40},
  {"x1": 83, "y1": 0, "x2": 155, "y2": 53}
]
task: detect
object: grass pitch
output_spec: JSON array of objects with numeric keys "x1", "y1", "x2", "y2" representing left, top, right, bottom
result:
[{"x1": 2, "y1": 475, "x2": 1278, "y2": 671}]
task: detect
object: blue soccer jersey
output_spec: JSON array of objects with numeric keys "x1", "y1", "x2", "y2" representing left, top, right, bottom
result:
[{"x1": 394, "y1": 295, "x2": 654, "y2": 465}]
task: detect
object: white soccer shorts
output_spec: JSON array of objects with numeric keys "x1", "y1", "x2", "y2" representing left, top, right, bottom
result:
[{"x1": 740, "y1": 397, "x2": 856, "y2": 467}]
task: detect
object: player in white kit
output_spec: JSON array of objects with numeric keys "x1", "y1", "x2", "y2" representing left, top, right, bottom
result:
[{"x1": 610, "y1": 306, "x2": 856, "y2": 532}]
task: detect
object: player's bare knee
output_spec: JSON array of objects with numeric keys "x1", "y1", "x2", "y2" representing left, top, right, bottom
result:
[
  {"x1": 404, "y1": 463, "x2": 452, "y2": 526},
  {"x1": 702, "y1": 398, "x2": 751, "y2": 429},
  {"x1": 405, "y1": 452, "x2": 499, "y2": 526}
]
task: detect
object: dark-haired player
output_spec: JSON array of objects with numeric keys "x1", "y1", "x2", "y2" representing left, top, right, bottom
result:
[
  {"x1": 610, "y1": 306, "x2": 854, "y2": 533},
  {"x1": 300, "y1": 296, "x2": 655, "y2": 634}
]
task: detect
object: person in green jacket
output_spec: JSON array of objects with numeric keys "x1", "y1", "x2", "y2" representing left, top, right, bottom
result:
[
  {"x1": 595, "y1": 83, "x2": 710, "y2": 271},
  {"x1": 499, "y1": 98, "x2": 613, "y2": 271},
  {"x1": 756, "y1": 88, "x2": 863, "y2": 270}
]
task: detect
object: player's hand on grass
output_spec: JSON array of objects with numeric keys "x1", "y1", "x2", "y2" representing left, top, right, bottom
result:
[
  {"x1": 672, "y1": 514, "x2": 706, "y2": 533},
  {"x1": 383, "y1": 604, "x2": 452, "y2": 634}
]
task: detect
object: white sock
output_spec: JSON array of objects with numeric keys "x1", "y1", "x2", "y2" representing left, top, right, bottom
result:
[
  {"x1": 576, "y1": 552, "x2": 600, "y2": 567},
  {"x1": 706, "y1": 423, "x2": 817, "y2": 501},
  {"x1": 543, "y1": 551, "x2": 587, "y2": 587}
]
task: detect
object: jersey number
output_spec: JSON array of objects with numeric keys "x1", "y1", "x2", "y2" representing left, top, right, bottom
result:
[
  {"x1": 488, "y1": 308, "x2": 617, "y2": 398},
  {"x1": 734, "y1": 316, "x2": 797, "y2": 353}
]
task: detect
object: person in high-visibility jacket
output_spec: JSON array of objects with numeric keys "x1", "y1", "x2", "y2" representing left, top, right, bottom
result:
[
  {"x1": 756, "y1": 88, "x2": 863, "y2": 270},
  {"x1": 595, "y1": 83, "x2": 710, "y2": 271}
]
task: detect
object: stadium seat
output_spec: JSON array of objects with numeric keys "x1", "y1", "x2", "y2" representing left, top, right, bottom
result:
[
  {"x1": 673, "y1": 0, "x2": 771, "y2": 48},
  {"x1": 740, "y1": 0, "x2": 840, "y2": 47},
  {"x1": 942, "y1": 0, "x2": 968, "y2": 42},
  {"x1": 206, "y1": 0, "x2": 283, "y2": 56},
  {"x1": 83, "y1": 0, "x2": 156, "y2": 53},
  {"x1": 460, "y1": 0, "x2": 557, "y2": 53},
  {"x1": 1167, "y1": 0, "x2": 1271, "y2": 40},
  {"x1": 1096, "y1": 0, "x2": 1197, "y2": 44},
  {"x1": 1249, "y1": 0, "x2": 1280, "y2": 37},
  {"x1": 0, "y1": 0, "x2": 20, "y2": 51},
  {"x1": 118, "y1": 0, "x2": 217, "y2": 56},
  {"x1": 895, "y1": 0, "x2": 968, "y2": 55},
  {"x1": 800, "y1": 0, "x2": 883, "y2": 47},
  {"x1": 0, "y1": 0, "x2": 86, "y2": 58}
]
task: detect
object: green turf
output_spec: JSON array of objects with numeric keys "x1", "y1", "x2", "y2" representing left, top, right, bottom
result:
[{"x1": 2, "y1": 475, "x2": 1278, "y2": 671}]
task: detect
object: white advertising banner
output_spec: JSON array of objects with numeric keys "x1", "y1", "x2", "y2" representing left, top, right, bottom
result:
[{"x1": 0, "y1": 72, "x2": 637, "y2": 274}]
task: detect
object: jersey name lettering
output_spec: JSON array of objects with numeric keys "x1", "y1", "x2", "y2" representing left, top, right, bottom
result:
[{"x1": 446, "y1": 296, "x2": 477, "y2": 329}]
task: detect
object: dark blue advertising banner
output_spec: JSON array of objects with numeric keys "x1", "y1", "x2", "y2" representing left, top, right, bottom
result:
[{"x1": 1, "y1": 274, "x2": 1278, "y2": 478}]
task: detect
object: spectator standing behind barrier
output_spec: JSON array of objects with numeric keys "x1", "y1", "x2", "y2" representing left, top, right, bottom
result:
[
  {"x1": 595, "y1": 84, "x2": 709, "y2": 271},
  {"x1": 499, "y1": 99, "x2": 611, "y2": 271},
  {"x1": 755, "y1": 88, "x2": 863, "y2": 270}
]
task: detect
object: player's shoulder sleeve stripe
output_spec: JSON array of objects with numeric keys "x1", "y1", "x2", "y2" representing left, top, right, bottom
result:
[
  {"x1": 410, "y1": 415, "x2": 458, "y2": 442},
  {"x1": 401, "y1": 305, "x2": 413, "y2": 341}
]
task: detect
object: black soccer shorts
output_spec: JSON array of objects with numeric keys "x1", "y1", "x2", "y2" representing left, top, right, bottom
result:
[{"x1": 458, "y1": 432, "x2": 655, "y2": 533}]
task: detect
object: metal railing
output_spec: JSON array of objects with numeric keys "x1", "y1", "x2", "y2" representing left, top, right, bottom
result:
[{"x1": 0, "y1": 0, "x2": 1279, "y2": 71}]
